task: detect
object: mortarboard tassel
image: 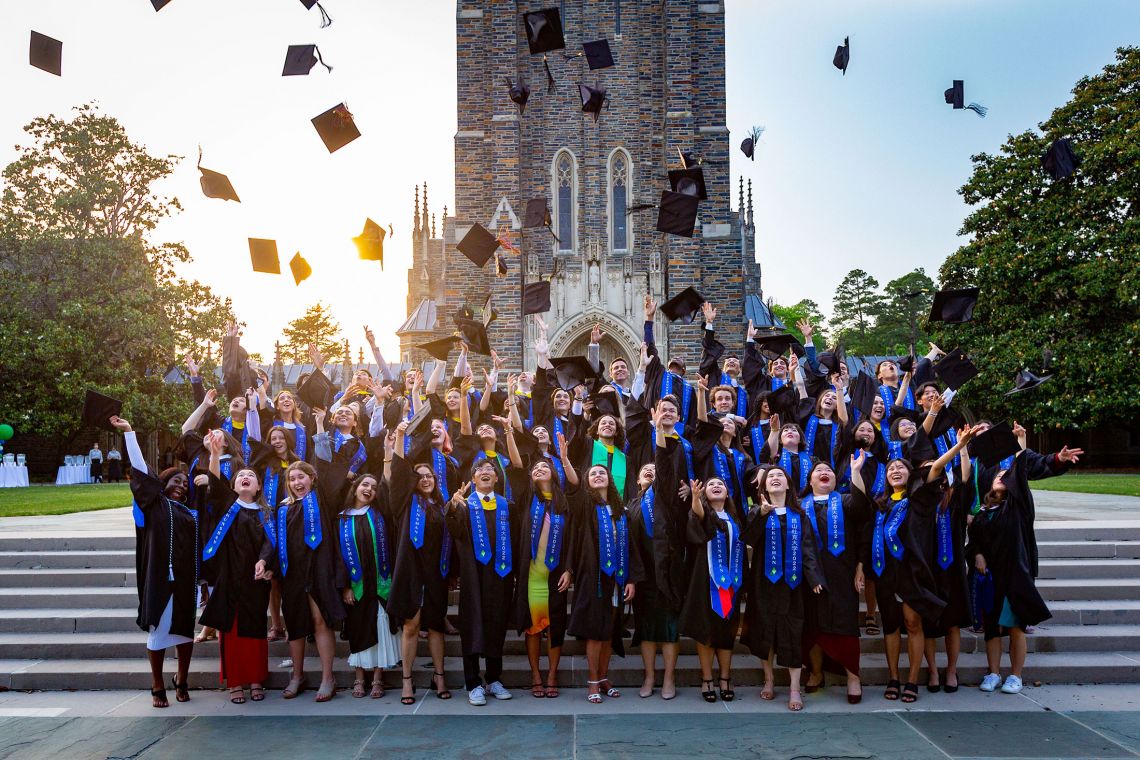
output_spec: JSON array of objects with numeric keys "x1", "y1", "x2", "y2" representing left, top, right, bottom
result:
[
  {"x1": 626, "y1": 202, "x2": 657, "y2": 215},
  {"x1": 544, "y1": 55, "x2": 555, "y2": 92},
  {"x1": 313, "y1": 46, "x2": 333, "y2": 73},
  {"x1": 389, "y1": 224, "x2": 395, "y2": 239},
  {"x1": 965, "y1": 102, "x2": 987, "y2": 118},
  {"x1": 315, "y1": 1, "x2": 333, "y2": 27}
]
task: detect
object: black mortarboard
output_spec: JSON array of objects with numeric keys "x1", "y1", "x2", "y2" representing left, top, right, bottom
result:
[
  {"x1": 197, "y1": 148, "x2": 240, "y2": 203},
  {"x1": 660, "y1": 286, "x2": 705, "y2": 324},
  {"x1": 579, "y1": 84, "x2": 607, "y2": 122},
  {"x1": 289, "y1": 252, "x2": 312, "y2": 285},
  {"x1": 740, "y1": 126, "x2": 763, "y2": 161},
  {"x1": 656, "y1": 190, "x2": 700, "y2": 237},
  {"x1": 248, "y1": 238, "x2": 281, "y2": 274},
  {"x1": 298, "y1": 370, "x2": 335, "y2": 409},
  {"x1": 417, "y1": 336, "x2": 458, "y2": 362},
  {"x1": 505, "y1": 77, "x2": 530, "y2": 113},
  {"x1": 353, "y1": 218, "x2": 385, "y2": 264},
  {"x1": 282, "y1": 44, "x2": 332, "y2": 76},
  {"x1": 766, "y1": 384, "x2": 798, "y2": 418},
  {"x1": 934, "y1": 348, "x2": 979, "y2": 391},
  {"x1": 898, "y1": 354, "x2": 916, "y2": 374},
  {"x1": 971, "y1": 421, "x2": 1021, "y2": 468},
  {"x1": 582, "y1": 39, "x2": 615, "y2": 70},
  {"x1": 152, "y1": 0, "x2": 174, "y2": 10},
  {"x1": 1041, "y1": 138, "x2": 1079, "y2": 181},
  {"x1": 524, "y1": 198, "x2": 550, "y2": 228},
  {"x1": 1004, "y1": 369, "x2": 1052, "y2": 396},
  {"x1": 833, "y1": 36, "x2": 850, "y2": 74},
  {"x1": 299, "y1": 0, "x2": 333, "y2": 28},
  {"x1": 457, "y1": 223, "x2": 500, "y2": 267},
  {"x1": 944, "y1": 80, "x2": 987, "y2": 117},
  {"x1": 929, "y1": 287, "x2": 979, "y2": 324},
  {"x1": 82, "y1": 389, "x2": 122, "y2": 431},
  {"x1": 668, "y1": 167, "x2": 708, "y2": 200},
  {"x1": 754, "y1": 333, "x2": 800, "y2": 358},
  {"x1": 551, "y1": 356, "x2": 599, "y2": 392},
  {"x1": 454, "y1": 317, "x2": 491, "y2": 355},
  {"x1": 404, "y1": 401, "x2": 433, "y2": 437},
  {"x1": 589, "y1": 391, "x2": 621, "y2": 418},
  {"x1": 29, "y1": 31, "x2": 62, "y2": 77},
  {"x1": 818, "y1": 350, "x2": 845, "y2": 376},
  {"x1": 311, "y1": 103, "x2": 360, "y2": 154},
  {"x1": 523, "y1": 8, "x2": 565, "y2": 54},
  {"x1": 523, "y1": 280, "x2": 551, "y2": 316},
  {"x1": 849, "y1": 372, "x2": 877, "y2": 419}
]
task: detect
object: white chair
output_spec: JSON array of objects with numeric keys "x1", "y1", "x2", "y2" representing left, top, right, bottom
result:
[{"x1": 16, "y1": 454, "x2": 26, "y2": 466}]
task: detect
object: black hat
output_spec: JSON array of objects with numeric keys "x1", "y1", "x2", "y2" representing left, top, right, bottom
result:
[
  {"x1": 898, "y1": 354, "x2": 916, "y2": 374},
  {"x1": 1004, "y1": 369, "x2": 1052, "y2": 396},
  {"x1": 740, "y1": 126, "x2": 763, "y2": 161},
  {"x1": 404, "y1": 401, "x2": 433, "y2": 438},
  {"x1": 656, "y1": 190, "x2": 700, "y2": 237},
  {"x1": 523, "y1": 281, "x2": 552, "y2": 316},
  {"x1": 849, "y1": 372, "x2": 878, "y2": 419},
  {"x1": 660, "y1": 286, "x2": 705, "y2": 324},
  {"x1": 523, "y1": 8, "x2": 565, "y2": 54},
  {"x1": 929, "y1": 287, "x2": 979, "y2": 324},
  {"x1": 300, "y1": 0, "x2": 333, "y2": 27},
  {"x1": 297, "y1": 370, "x2": 335, "y2": 410},
  {"x1": 29, "y1": 31, "x2": 62, "y2": 77},
  {"x1": 1041, "y1": 138, "x2": 1079, "y2": 181},
  {"x1": 933, "y1": 348, "x2": 979, "y2": 391},
  {"x1": 289, "y1": 252, "x2": 312, "y2": 285},
  {"x1": 944, "y1": 80, "x2": 987, "y2": 117},
  {"x1": 505, "y1": 77, "x2": 530, "y2": 113},
  {"x1": 668, "y1": 167, "x2": 708, "y2": 200},
  {"x1": 416, "y1": 336, "x2": 457, "y2": 362},
  {"x1": 589, "y1": 391, "x2": 622, "y2": 418},
  {"x1": 972, "y1": 421, "x2": 1020, "y2": 467},
  {"x1": 551, "y1": 356, "x2": 599, "y2": 391},
  {"x1": 353, "y1": 218, "x2": 385, "y2": 264},
  {"x1": 833, "y1": 36, "x2": 850, "y2": 74},
  {"x1": 248, "y1": 238, "x2": 281, "y2": 274},
  {"x1": 753, "y1": 333, "x2": 800, "y2": 358},
  {"x1": 766, "y1": 384, "x2": 798, "y2": 418},
  {"x1": 197, "y1": 148, "x2": 240, "y2": 202},
  {"x1": 454, "y1": 317, "x2": 491, "y2": 355},
  {"x1": 282, "y1": 44, "x2": 332, "y2": 76},
  {"x1": 524, "y1": 198, "x2": 551, "y2": 228},
  {"x1": 311, "y1": 103, "x2": 360, "y2": 154},
  {"x1": 582, "y1": 39, "x2": 615, "y2": 70},
  {"x1": 152, "y1": 0, "x2": 174, "y2": 10},
  {"x1": 457, "y1": 223, "x2": 500, "y2": 268},
  {"x1": 579, "y1": 84, "x2": 607, "y2": 121},
  {"x1": 82, "y1": 389, "x2": 122, "y2": 431}
]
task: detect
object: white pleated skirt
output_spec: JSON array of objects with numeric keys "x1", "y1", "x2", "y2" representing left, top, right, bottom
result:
[
  {"x1": 147, "y1": 596, "x2": 193, "y2": 651},
  {"x1": 347, "y1": 603, "x2": 401, "y2": 669}
]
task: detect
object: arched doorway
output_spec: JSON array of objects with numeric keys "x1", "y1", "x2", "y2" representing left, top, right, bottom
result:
[{"x1": 546, "y1": 312, "x2": 640, "y2": 376}]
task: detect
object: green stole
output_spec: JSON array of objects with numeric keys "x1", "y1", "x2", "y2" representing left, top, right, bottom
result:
[
  {"x1": 350, "y1": 512, "x2": 391, "y2": 602},
  {"x1": 591, "y1": 440, "x2": 626, "y2": 496}
]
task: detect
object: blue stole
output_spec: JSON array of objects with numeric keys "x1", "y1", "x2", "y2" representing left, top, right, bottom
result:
[
  {"x1": 778, "y1": 448, "x2": 812, "y2": 491},
  {"x1": 720, "y1": 372, "x2": 747, "y2": 417},
  {"x1": 878, "y1": 384, "x2": 915, "y2": 429},
  {"x1": 812, "y1": 492, "x2": 845, "y2": 556},
  {"x1": 971, "y1": 570, "x2": 995, "y2": 629},
  {"x1": 933, "y1": 427, "x2": 960, "y2": 482},
  {"x1": 468, "y1": 493, "x2": 512, "y2": 577},
  {"x1": 763, "y1": 511, "x2": 801, "y2": 588},
  {"x1": 298, "y1": 491, "x2": 322, "y2": 549},
  {"x1": 431, "y1": 448, "x2": 456, "y2": 501},
  {"x1": 804, "y1": 416, "x2": 839, "y2": 468},
  {"x1": 712, "y1": 446, "x2": 747, "y2": 506},
  {"x1": 473, "y1": 450, "x2": 512, "y2": 502},
  {"x1": 549, "y1": 455, "x2": 567, "y2": 489},
  {"x1": 528, "y1": 496, "x2": 565, "y2": 570},
  {"x1": 999, "y1": 455, "x2": 1015, "y2": 471},
  {"x1": 870, "y1": 461, "x2": 887, "y2": 497},
  {"x1": 187, "y1": 455, "x2": 231, "y2": 505},
  {"x1": 660, "y1": 371, "x2": 692, "y2": 436},
  {"x1": 771, "y1": 376, "x2": 786, "y2": 391},
  {"x1": 276, "y1": 505, "x2": 289, "y2": 576},
  {"x1": 936, "y1": 508, "x2": 953, "y2": 570},
  {"x1": 333, "y1": 429, "x2": 367, "y2": 474},
  {"x1": 133, "y1": 499, "x2": 144, "y2": 528},
  {"x1": 340, "y1": 510, "x2": 390, "y2": 589},
  {"x1": 202, "y1": 501, "x2": 242, "y2": 560},
  {"x1": 641, "y1": 486, "x2": 655, "y2": 538},
  {"x1": 886, "y1": 431, "x2": 904, "y2": 462},
  {"x1": 409, "y1": 494, "x2": 452, "y2": 576},
  {"x1": 596, "y1": 505, "x2": 628, "y2": 588},
  {"x1": 221, "y1": 417, "x2": 252, "y2": 463},
  {"x1": 263, "y1": 467, "x2": 281, "y2": 511},
  {"x1": 273, "y1": 419, "x2": 306, "y2": 460},
  {"x1": 611, "y1": 382, "x2": 629, "y2": 399},
  {"x1": 551, "y1": 416, "x2": 567, "y2": 457},
  {"x1": 516, "y1": 392, "x2": 535, "y2": 429},
  {"x1": 871, "y1": 497, "x2": 909, "y2": 577},
  {"x1": 667, "y1": 434, "x2": 695, "y2": 482},
  {"x1": 710, "y1": 512, "x2": 745, "y2": 616},
  {"x1": 260, "y1": 509, "x2": 277, "y2": 548},
  {"x1": 750, "y1": 420, "x2": 770, "y2": 462}
]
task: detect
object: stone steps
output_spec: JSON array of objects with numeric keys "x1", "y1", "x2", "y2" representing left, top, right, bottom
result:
[
  {"x1": 1037, "y1": 541, "x2": 1140, "y2": 559},
  {"x1": 0, "y1": 550, "x2": 136, "y2": 569}
]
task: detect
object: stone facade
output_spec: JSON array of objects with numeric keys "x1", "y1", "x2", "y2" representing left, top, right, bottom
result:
[{"x1": 400, "y1": 0, "x2": 759, "y2": 373}]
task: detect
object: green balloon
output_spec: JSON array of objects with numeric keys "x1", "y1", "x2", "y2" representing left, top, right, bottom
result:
[{"x1": 0, "y1": 424, "x2": 13, "y2": 441}]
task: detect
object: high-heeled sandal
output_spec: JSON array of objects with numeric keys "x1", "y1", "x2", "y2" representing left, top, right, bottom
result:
[
  {"x1": 314, "y1": 680, "x2": 336, "y2": 702},
  {"x1": 282, "y1": 677, "x2": 305, "y2": 699},
  {"x1": 401, "y1": 675, "x2": 416, "y2": 705},
  {"x1": 430, "y1": 671, "x2": 451, "y2": 699},
  {"x1": 600, "y1": 679, "x2": 620, "y2": 698},
  {"x1": 586, "y1": 680, "x2": 603, "y2": 703},
  {"x1": 788, "y1": 689, "x2": 803, "y2": 711},
  {"x1": 701, "y1": 679, "x2": 717, "y2": 703},
  {"x1": 717, "y1": 677, "x2": 735, "y2": 702}
]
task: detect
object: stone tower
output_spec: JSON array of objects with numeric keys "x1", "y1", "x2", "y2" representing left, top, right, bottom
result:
[{"x1": 399, "y1": 0, "x2": 759, "y2": 373}]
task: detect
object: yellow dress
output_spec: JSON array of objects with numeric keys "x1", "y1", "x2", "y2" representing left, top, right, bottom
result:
[{"x1": 526, "y1": 494, "x2": 553, "y2": 635}]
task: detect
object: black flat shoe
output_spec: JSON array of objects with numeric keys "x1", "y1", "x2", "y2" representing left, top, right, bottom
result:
[
  {"x1": 901, "y1": 682, "x2": 918, "y2": 703},
  {"x1": 884, "y1": 679, "x2": 901, "y2": 701}
]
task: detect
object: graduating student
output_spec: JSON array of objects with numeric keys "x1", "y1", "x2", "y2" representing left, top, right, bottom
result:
[
  {"x1": 798, "y1": 386, "x2": 849, "y2": 470},
  {"x1": 586, "y1": 322, "x2": 645, "y2": 403},
  {"x1": 764, "y1": 416, "x2": 813, "y2": 494},
  {"x1": 250, "y1": 427, "x2": 299, "y2": 642},
  {"x1": 569, "y1": 404, "x2": 630, "y2": 499},
  {"x1": 875, "y1": 359, "x2": 914, "y2": 432},
  {"x1": 649, "y1": 398, "x2": 696, "y2": 627},
  {"x1": 692, "y1": 377, "x2": 754, "y2": 509},
  {"x1": 742, "y1": 465, "x2": 824, "y2": 711},
  {"x1": 641, "y1": 295, "x2": 696, "y2": 434},
  {"x1": 112, "y1": 416, "x2": 198, "y2": 709},
  {"x1": 199, "y1": 431, "x2": 274, "y2": 704},
  {"x1": 327, "y1": 404, "x2": 368, "y2": 478},
  {"x1": 567, "y1": 464, "x2": 641, "y2": 704},
  {"x1": 260, "y1": 390, "x2": 312, "y2": 462},
  {"x1": 455, "y1": 377, "x2": 515, "y2": 503},
  {"x1": 697, "y1": 302, "x2": 753, "y2": 421}
]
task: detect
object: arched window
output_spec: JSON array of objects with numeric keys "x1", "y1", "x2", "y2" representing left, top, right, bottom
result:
[
  {"x1": 553, "y1": 150, "x2": 577, "y2": 252},
  {"x1": 608, "y1": 148, "x2": 631, "y2": 252}
]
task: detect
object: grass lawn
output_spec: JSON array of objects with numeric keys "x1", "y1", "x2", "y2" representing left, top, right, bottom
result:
[
  {"x1": 1033, "y1": 472, "x2": 1140, "y2": 498},
  {"x1": 0, "y1": 483, "x2": 132, "y2": 517}
]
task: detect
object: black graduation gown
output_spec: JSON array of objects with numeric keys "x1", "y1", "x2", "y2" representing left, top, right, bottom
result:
[
  {"x1": 453, "y1": 434, "x2": 514, "y2": 499},
  {"x1": 445, "y1": 491, "x2": 521, "y2": 658},
  {"x1": 678, "y1": 507, "x2": 747, "y2": 650},
  {"x1": 511, "y1": 478, "x2": 573, "y2": 647},
  {"x1": 386, "y1": 456, "x2": 453, "y2": 634},
  {"x1": 627, "y1": 486, "x2": 678, "y2": 644},
  {"x1": 741, "y1": 507, "x2": 825, "y2": 667},
  {"x1": 621, "y1": 397, "x2": 653, "y2": 491},
  {"x1": 795, "y1": 412, "x2": 849, "y2": 470},
  {"x1": 642, "y1": 354, "x2": 697, "y2": 433},
  {"x1": 690, "y1": 420, "x2": 754, "y2": 510},
  {"x1": 130, "y1": 467, "x2": 201, "y2": 640},
  {"x1": 338, "y1": 496, "x2": 397, "y2": 654},
  {"x1": 570, "y1": 433, "x2": 631, "y2": 502},
  {"x1": 803, "y1": 491, "x2": 871, "y2": 637},
  {"x1": 566, "y1": 489, "x2": 644, "y2": 654},
  {"x1": 652, "y1": 438, "x2": 693, "y2": 613},
  {"x1": 924, "y1": 486, "x2": 973, "y2": 637},
  {"x1": 257, "y1": 407, "x2": 314, "y2": 463},
  {"x1": 198, "y1": 475, "x2": 274, "y2": 638}
]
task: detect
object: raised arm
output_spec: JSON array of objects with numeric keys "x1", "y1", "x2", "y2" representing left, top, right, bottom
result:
[
  {"x1": 479, "y1": 370, "x2": 494, "y2": 412},
  {"x1": 364, "y1": 325, "x2": 395, "y2": 382},
  {"x1": 558, "y1": 431, "x2": 580, "y2": 488},
  {"x1": 312, "y1": 408, "x2": 331, "y2": 462},
  {"x1": 182, "y1": 387, "x2": 218, "y2": 434},
  {"x1": 834, "y1": 375, "x2": 849, "y2": 426},
  {"x1": 425, "y1": 354, "x2": 446, "y2": 394},
  {"x1": 459, "y1": 376, "x2": 474, "y2": 436},
  {"x1": 927, "y1": 424, "x2": 979, "y2": 482},
  {"x1": 695, "y1": 375, "x2": 709, "y2": 422},
  {"x1": 922, "y1": 393, "x2": 943, "y2": 436},
  {"x1": 587, "y1": 323, "x2": 603, "y2": 374},
  {"x1": 848, "y1": 450, "x2": 867, "y2": 495},
  {"x1": 898, "y1": 369, "x2": 911, "y2": 401},
  {"x1": 111, "y1": 417, "x2": 147, "y2": 474}
]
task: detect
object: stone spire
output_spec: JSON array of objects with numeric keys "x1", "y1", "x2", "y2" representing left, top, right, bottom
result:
[
  {"x1": 421, "y1": 181, "x2": 430, "y2": 237},
  {"x1": 414, "y1": 184, "x2": 421, "y2": 239},
  {"x1": 747, "y1": 179, "x2": 754, "y2": 230}
]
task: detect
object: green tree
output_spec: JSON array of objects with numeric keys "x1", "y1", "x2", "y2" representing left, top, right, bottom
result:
[
  {"x1": 831, "y1": 269, "x2": 884, "y2": 353},
  {"x1": 770, "y1": 299, "x2": 828, "y2": 350},
  {"x1": 281, "y1": 302, "x2": 343, "y2": 363},
  {"x1": 870, "y1": 268, "x2": 936, "y2": 355},
  {"x1": 936, "y1": 47, "x2": 1140, "y2": 429}
]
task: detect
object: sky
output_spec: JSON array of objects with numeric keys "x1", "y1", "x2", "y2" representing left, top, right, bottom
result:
[{"x1": 3, "y1": 0, "x2": 1138, "y2": 361}]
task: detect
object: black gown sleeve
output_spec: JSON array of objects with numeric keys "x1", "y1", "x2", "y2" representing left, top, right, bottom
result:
[{"x1": 698, "y1": 328, "x2": 724, "y2": 384}]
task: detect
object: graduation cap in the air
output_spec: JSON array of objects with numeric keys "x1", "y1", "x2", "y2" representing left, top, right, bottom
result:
[
  {"x1": 753, "y1": 333, "x2": 802, "y2": 359},
  {"x1": 551, "y1": 355, "x2": 599, "y2": 392},
  {"x1": 82, "y1": 389, "x2": 123, "y2": 431},
  {"x1": 311, "y1": 103, "x2": 360, "y2": 153},
  {"x1": 740, "y1": 126, "x2": 764, "y2": 161},
  {"x1": 288, "y1": 253, "x2": 312, "y2": 285},
  {"x1": 1004, "y1": 369, "x2": 1052, "y2": 396},
  {"x1": 29, "y1": 31, "x2": 62, "y2": 76},
  {"x1": 655, "y1": 190, "x2": 700, "y2": 237},
  {"x1": 668, "y1": 167, "x2": 708, "y2": 200},
  {"x1": 298, "y1": 370, "x2": 336, "y2": 410},
  {"x1": 818, "y1": 348, "x2": 845, "y2": 376},
  {"x1": 352, "y1": 218, "x2": 385, "y2": 264},
  {"x1": 417, "y1": 336, "x2": 458, "y2": 362},
  {"x1": 849, "y1": 372, "x2": 877, "y2": 419},
  {"x1": 944, "y1": 80, "x2": 987, "y2": 118},
  {"x1": 457, "y1": 223, "x2": 500, "y2": 268},
  {"x1": 1041, "y1": 138, "x2": 1079, "y2": 181},
  {"x1": 523, "y1": 197, "x2": 559, "y2": 241},
  {"x1": 282, "y1": 44, "x2": 333, "y2": 76},
  {"x1": 522, "y1": 281, "x2": 552, "y2": 316},
  {"x1": 572, "y1": 39, "x2": 615, "y2": 70},
  {"x1": 971, "y1": 421, "x2": 1021, "y2": 467},
  {"x1": 934, "y1": 348, "x2": 979, "y2": 391},
  {"x1": 589, "y1": 390, "x2": 622, "y2": 418},
  {"x1": 197, "y1": 148, "x2": 240, "y2": 203},
  {"x1": 299, "y1": 0, "x2": 333, "y2": 28},
  {"x1": 481, "y1": 293, "x2": 497, "y2": 328},
  {"x1": 404, "y1": 400, "x2": 433, "y2": 438},
  {"x1": 898, "y1": 354, "x2": 916, "y2": 374},
  {"x1": 454, "y1": 317, "x2": 491, "y2": 355},
  {"x1": 523, "y1": 8, "x2": 564, "y2": 90},
  {"x1": 505, "y1": 77, "x2": 530, "y2": 114},
  {"x1": 151, "y1": 0, "x2": 174, "y2": 10},
  {"x1": 765, "y1": 384, "x2": 799, "y2": 419},
  {"x1": 248, "y1": 238, "x2": 281, "y2": 274},
  {"x1": 579, "y1": 84, "x2": 607, "y2": 122},
  {"x1": 833, "y1": 36, "x2": 850, "y2": 74},
  {"x1": 660, "y1": 286, "x2": 705, "y2": 324},
  {"x1": 929, "y1": 287, "x2": 979, "y2": 324}
]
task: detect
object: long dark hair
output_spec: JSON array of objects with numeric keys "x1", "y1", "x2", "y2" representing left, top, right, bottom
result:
[
  {"x1": 411, "y1": 461, "x2": 445, "y2": 507},
  {"x1": 873, "y1": 457, "x2": 914, "y2": 512},
  {"x1": 756, "y1": 465, "x2": 804, "y2": 515},
  {"x1": 587, "y1": 413, "x2": 627, "y2": 451},
  {"x1": 699, "y1": 477, "x2": 744, "y2": 525},
  {"x1": 585, "y1": 464, "x2": 625, "y2": 518},
  {"x1": 264, "y1": 427, "x2": 301, "y2": 472},
  {"x1": 340, "y1": 472, "x2": 381, "y2": 513},
  {"x1": 530, "y1": 459, "x2": 570, "y2": 516}
]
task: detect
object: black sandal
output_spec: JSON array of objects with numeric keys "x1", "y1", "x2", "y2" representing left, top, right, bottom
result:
[
  {"x1": 717, "y1": 677, "x2": 735, "y2": 702},
  {"x1": 171, "y1": 676, "x2": 190, "y2": 703},
  {"x1": 401, "y1": 675, "x2": 416, "y2": 705},
  {"x1": 431, "y1": 671, "x2": 451, "y2": 699},
  {"x1": 901, "y1": 682, "x2": 918, "y2": 703},
  {"x1": 884, "y1": 679, "x2": 901, "y2": 700},
  {"x1": 151, "y1": 688, "x2": 168, "y2": 709},
  {"x1": 864, "y1": 615, "x2": 880, "y2": 636},
  {"x1": 701, "y1": 679, "x2": 717, "y2": 703}
]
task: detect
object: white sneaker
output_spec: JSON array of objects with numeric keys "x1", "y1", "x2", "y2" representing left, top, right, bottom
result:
[
  {"x1": 979, "y1": 673, "x2": 1002, "y2": 692},
  {"x1": 487, "y1": 680, "x2": 513, "y2": 700},
  {"x1": 468, "y1": 685, "x2": 487, "y2": 706},
  {"x1": 1001, "y1": 675, "x2": 1023, "y2": 694}
]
